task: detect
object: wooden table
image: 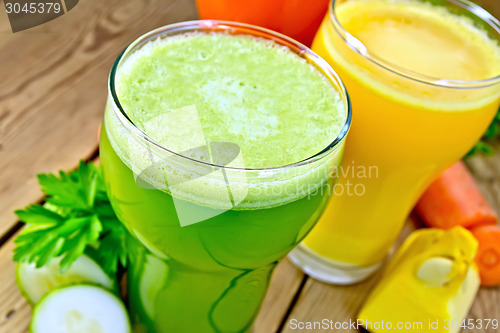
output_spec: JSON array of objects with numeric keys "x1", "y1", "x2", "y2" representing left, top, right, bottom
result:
[{"x1": 0, "y1": 0, "x2": 498, "y2": 332}]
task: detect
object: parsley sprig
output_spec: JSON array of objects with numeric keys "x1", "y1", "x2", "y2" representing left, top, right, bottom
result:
[{"x1": 13, "y1": 162, "x2": 127, "y2": 276}]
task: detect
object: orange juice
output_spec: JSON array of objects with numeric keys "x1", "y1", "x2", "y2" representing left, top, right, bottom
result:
[{"x1": 290, "y1": 0, "x2": 500, "y2": 284}]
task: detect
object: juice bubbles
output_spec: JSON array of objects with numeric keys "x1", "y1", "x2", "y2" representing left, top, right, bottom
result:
[
  {"x1": 196, "y1": 0, "x2": 330, "y2": 46},
  {"x1": 100, "y1": 22, "x2": 349, "y2": 332},
  {"x1": 289, "y1": 0, "x2": 500, "y2": 284}
]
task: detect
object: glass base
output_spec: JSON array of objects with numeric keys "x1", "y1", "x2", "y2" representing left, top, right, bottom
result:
[{"x1": 288, "y1": 244, "x2": 382, "y2": 285}]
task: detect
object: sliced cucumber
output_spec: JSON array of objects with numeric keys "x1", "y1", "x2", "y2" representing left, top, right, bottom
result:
[
  {"x1": 30, "y1": 284, "x2": 130, "y2": 333},
  {"x1": 17, "y1": 254, "x2": 117, "y2": 304}
]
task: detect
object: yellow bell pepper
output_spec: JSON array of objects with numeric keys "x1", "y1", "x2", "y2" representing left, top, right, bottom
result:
[{"x1": 358, "y1": 227, "x2": 480, "y2": 333}]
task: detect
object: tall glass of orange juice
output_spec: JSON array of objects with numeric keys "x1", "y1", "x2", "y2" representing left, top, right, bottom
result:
[{"x1": 289, "y1": 0, "x2": 500, "y2": 284}]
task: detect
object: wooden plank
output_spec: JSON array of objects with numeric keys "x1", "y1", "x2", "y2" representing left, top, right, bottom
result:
[
  {"x1": 0, "y1": 1, "x2": 499, "y2": 333},
  {"x1": 282, "y1": 223, "x2": 500, "y2": 333},
  {"x1": 275, "y1": 2, "x2": 499, "y2": 329},
  {"x1": 0, "y1": 239, "x2": 31, "y2": 332},
  {"x1": 0, "y1": 0, "x2": 198, "y2": 239},
  {"x1": 1, "y1": 162, "x2": 497, "y2": 333},
  {"x1": 466, "y1": 146, "x2": 500, "y2": 210},
  {"x1": 1, "y1": 149, "x2": 295, "y2": 332},
  {"x1": 281, "y1": 221, "x2": 415, "y2": 333},
  {"x1": 281, "y1": 150, "x2": 500, "y2": 333},
  {"x1": 254, "y1": 259, "x2": 306, "y2": 333},
  {"x1": 0, "y1": 1, "x2": 302, "y2": 329},
  {"x1": 0, "y1": 229, "x2": 302, "y2": 332}
]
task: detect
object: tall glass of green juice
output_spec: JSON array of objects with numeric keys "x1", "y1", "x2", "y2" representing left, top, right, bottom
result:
[{"x1": 100, "y1": 21, "x2": 350, "y2": 333}]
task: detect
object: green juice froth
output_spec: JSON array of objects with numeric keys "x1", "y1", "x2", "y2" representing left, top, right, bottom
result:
[
  {"x1": 116, "y1": 33, "x2": 345, "y2": 169},
  {"x1": 106, "y1": 32, "x2": 347, "y2": 210}
]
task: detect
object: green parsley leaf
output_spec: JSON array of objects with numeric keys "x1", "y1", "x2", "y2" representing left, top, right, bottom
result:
[
  {"x1": 13, "y1": 161, "x2": 128, "y2": 276},
  {"x1": 85, "y1": 219, "x2": 128, "y2": 276}
]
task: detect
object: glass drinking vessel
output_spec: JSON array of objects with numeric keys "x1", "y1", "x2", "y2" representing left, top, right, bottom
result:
[
  {"x1": 289, "y1": 0, "x2": 500, "y2": 284},
  {"x1": 100, "y1": 21, "x2": 351, "y2": 332}
]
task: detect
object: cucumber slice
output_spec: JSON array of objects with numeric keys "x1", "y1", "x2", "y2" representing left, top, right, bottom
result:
[
  {"x1": 30, "y1": 284, "x2": 130, "y2": 333},
  {"x1": 17, "y1": 254, "x2": 117, "y2": 304}
]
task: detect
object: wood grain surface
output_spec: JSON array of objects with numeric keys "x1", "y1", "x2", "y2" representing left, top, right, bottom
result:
[
  {"x1": 0, "y1": 0, "x2": 198, "y2": 238},
  {"x1": 0, "y1": 0, "x2": 499, "y2": 332}
]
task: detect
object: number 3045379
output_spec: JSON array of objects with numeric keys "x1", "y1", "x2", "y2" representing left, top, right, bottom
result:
[{"x1": 5, "y1": 2, "x2": 62, "y2": 14}]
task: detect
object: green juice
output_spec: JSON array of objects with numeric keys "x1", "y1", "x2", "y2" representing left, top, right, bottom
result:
[{"x1": 100, "y1": 27, "x2": 347, "y2": 333}]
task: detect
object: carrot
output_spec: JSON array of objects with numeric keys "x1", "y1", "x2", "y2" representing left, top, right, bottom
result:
[
  {"x1": 471, "y1": 225, "x2": 500, "y2": 287},
  {"x1": 415, "y1": 161, "x2": 498, "y2": 230}
]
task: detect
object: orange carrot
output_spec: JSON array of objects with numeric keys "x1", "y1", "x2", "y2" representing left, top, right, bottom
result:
[
  {"x1": 471, "y1": 225, "x2": 500, "y2": 287},
  {"x1": 415, "y1": 161, "x2": 498, "y2": 230}
]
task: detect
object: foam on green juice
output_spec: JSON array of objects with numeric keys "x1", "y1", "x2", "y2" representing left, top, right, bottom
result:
[
  {"x1": 116, "y1": 33, "x2": 345, "y2": 168},
  {"x1": 106, "y1": 32, "x2": 346, "y2": 210}
]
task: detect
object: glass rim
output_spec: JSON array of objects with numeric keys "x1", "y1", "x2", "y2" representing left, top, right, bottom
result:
[
  {"x1": 108, "y1": 20, "x2": 352, "y2": 172},
  {"x1": 328, "y1": 0, "x2": 500, "y2": 89}
]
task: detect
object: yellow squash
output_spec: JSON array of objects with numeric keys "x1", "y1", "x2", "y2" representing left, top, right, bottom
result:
[{"x1": 358, "y1": 227, "x2": 480, "y2": 332}]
